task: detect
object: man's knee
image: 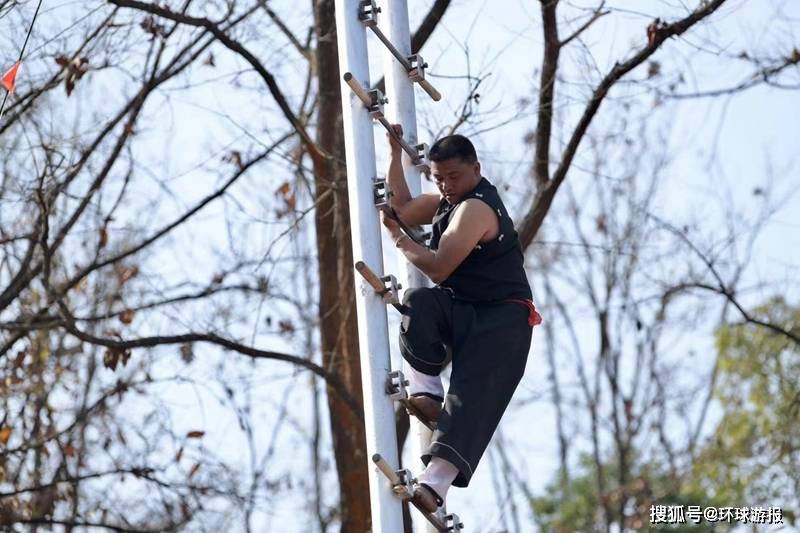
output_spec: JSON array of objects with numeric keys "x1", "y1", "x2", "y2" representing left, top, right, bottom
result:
[
  {"x1": 399, "y1": 288, "x2": 448, "y2": 374},
  {"x1": 402, "y1": 287, "x2": 436, "y2": 308},
  {"x1": 400, "y1": 288, "x2": 442, "y2": 338}
]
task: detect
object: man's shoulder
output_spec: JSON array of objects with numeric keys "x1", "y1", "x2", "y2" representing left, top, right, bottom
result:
[
  {"x1": 467, "y1": 177, "x2": 501, "y2": 200},
  {"x1": 453, "y1": 197, "x2": 496, "y2": 224},
  {"x1": 474, "y1": 178, "x2": 516, "y2": 216}
]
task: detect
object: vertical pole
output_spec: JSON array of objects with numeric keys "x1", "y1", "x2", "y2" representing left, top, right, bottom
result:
[
  {"x1": 379, "y1": 4, "x2": 438, "y2": 533},
  {"x1": 334, "y1": 1, "x2": 404, "y2": 531}
]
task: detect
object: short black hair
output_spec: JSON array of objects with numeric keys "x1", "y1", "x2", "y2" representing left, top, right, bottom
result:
[{"x1": 429, "y1": 134, "x2": 477, "y2": 165}]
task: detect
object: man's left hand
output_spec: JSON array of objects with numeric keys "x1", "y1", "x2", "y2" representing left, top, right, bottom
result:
[{"x1": 380, "y1": 209, "x2": 403, "y2": 240}]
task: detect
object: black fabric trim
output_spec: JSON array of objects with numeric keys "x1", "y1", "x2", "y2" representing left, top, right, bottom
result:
[
  {"x1": 418, "y1": 483, "x2": 444, "y2": 506},
  {"x1": 410, "y1": 392, "x2": 445, "y2": 403},
  {"x1": 399, "y1": 335, "x2": 444, "y2": 375},
  {"x1": 423, "y1": 443, "x2": 472, "y2": 488}
]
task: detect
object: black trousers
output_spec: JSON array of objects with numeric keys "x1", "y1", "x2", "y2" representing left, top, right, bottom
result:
[{"x1": 399, "y1": 287, "x2": 533, "y2": 487}]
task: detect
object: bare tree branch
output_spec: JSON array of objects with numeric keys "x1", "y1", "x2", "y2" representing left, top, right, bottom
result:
[
  {"x1": 664, "y1": 52, "x2": 800, "y2": 99},
  {"x1": 560, "y1": 3, "x2": 609, "y2": 48},
  {"x1": 106, "y1": 0, "x2": 327, "y2": 164},
  {"x1": 54, "y1": 302, "x2": 364, "y2": 418},
  {"x1": 518, "y1": 0, "x2": 729, "y2": 249}
]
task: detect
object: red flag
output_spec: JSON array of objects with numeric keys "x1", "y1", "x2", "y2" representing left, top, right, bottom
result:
[{"x1": 2, "y1": 62, "x2": 21, "y2": 93}]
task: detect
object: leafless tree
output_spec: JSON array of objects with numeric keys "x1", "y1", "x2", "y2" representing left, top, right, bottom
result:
[{"x1": 1, "y1": 0, "x2": 456, "y2": 530}]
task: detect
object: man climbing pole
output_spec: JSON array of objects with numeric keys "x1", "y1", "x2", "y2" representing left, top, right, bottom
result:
[{"x1": 380, "y1": 124, "x2": 542, "y2": 513}]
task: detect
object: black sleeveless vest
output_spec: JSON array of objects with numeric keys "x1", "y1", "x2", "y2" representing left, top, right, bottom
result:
[{"x1": 429, "y1": 177, "x2": 532, "y2": 302}]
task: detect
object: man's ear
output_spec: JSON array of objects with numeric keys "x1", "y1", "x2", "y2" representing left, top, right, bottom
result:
[{"x1": 474, "y1": 160, "x2": 481, "y2": 176}]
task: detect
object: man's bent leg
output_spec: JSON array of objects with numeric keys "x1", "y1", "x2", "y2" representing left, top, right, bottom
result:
[
  {"x1": 422, "y1": 301, "x2": 533, "y2": 487},
  {"x1": 399, "y1": 287, "x2": 453, "y2": 377}
]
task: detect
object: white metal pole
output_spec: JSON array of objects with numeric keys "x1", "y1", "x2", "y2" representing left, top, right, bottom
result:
[
  {"x1": 335, "y1": 1, "x2": 404, "y2": 531},
  {"x1": 380, "y1": 0, "x2": 422, "y2": 202},
  {"x1": 378, "y1": 4, "x2": 438, "y2": 533}
]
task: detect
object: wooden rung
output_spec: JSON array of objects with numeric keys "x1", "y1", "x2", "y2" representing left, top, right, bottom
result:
[
  {"x1": 355, "y1": 261, "x2": 386, "y2": 293},
  {"x1": 372, "y1": 453, "x2": 402, "y2": 485}
]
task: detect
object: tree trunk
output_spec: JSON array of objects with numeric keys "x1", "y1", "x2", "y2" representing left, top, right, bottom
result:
[{"x1": 313, "y1": 1, "x2": 371, "y2": 531}]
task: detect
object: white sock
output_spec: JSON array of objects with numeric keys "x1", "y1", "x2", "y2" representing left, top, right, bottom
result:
[
  {"x1": 417, "y1": 457, "x2": 459, "y2": 502},
  {"x1": 403, "y1": 360, "x2": 444, "y2": 400}
]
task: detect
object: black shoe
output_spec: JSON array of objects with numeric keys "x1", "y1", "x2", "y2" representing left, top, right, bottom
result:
[
  {"x1": 411, "y1": 482, "x2": 444, "y2": 514},
  {"x1": 405, "y1": 394, "x2": 442, "y2": 428}
]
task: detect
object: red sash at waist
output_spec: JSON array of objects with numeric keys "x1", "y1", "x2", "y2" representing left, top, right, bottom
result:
[{"x1": 504, "y1": 298, "x2": 543, "y2": 327}]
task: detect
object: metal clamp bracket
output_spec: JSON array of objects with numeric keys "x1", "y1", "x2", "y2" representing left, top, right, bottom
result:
[
  {"x1": 385, "y1": 370, "x2": 409, "y2": 401},
  {"x1": 354, "y1": 261, "x2": 403, "y2": 308},
  {"x1": 415, "y1": 143, "x2": 431, "y2": 174},
  {"x1": 380, "y1": 274, "x2": 401, "y2": 305},
  {"x1": 358, "y1": 0, "x2": 380, "y2": 27},
  {"x1": 406, "y1": 54, "x2": 440, "y2": 100},
  {"x1": 445, "y1": 513, "x2": 465, "y2": 531},
  {"x1": 373, "y1": 177, "x2": 391, "y2": 208},
  {"x1": 408, "y1": 54, "x2": 427, "y2": 83},
  {"x1": 367, "y1": 88, "x2": 387, "y2": 119},
  {"x1": 393, "y1": 468, "x2": 415, "y2": 498}
]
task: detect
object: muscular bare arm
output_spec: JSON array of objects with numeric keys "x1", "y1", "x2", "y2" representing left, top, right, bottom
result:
[
  {"x1": 386, "y1": 124, "x2": 440, "y2": 226},
  {"x1": 381, "y1": 199, "x2": 495, "y2": 283}
]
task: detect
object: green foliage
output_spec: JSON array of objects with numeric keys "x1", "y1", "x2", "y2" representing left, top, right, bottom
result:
[
  {"x1": 697, "y1": 297, "x2": 800, "y2": 521},
  {"x1": 531, "y1": 454, "x2": 605, "y2": 533},
  {"x1": 531, "y1": 454, "x2": 604, "y2": 533},
  {"x1": 530, "y1": 298, "x2": 799, "y2": 531},
  {"x1": 531, "y1": 453, "x2": 736, "y2": 532}
]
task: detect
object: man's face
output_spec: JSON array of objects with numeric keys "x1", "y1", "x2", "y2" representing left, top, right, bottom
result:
[{"x1": 430, "y1": 158, "x2": 481, "y2": 204}]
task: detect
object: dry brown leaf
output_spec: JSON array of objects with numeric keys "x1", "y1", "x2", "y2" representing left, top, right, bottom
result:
[
  {"x1": 119, "y1": 309, "x2": 134, "y2": 325},
  {"x1": 180, "y1": 343, "x2": 194, "y2": 364},
  {"x1": 118, "y1": 265, "x2": 139, "y2": 284},
  {"x1": 646, "y1": 18, "x2": 668, "y2": 47},
  {"x1": 186, "y1": 431, "x2": 205, "y2": 439},
  {"x1": 0, "y1": 427, "x2": 11, "y2": 445},
  {"x1": 646, "y1": 19, "x2": 659, "y2": 46},
  {"x1": 289, "y1": 145, "x2": 304, "y2": 163},
  {"x1": 222, "y1": 150, "x2": 243, "y2": 170},
  {"x1": 103, "y1": 348, "x2": 131, "y2": 371},
  {"x1": 285, "y1": 192, "x2": 296, "y2": 210},
  {"x1": 140, "y1": 16, "x2": 167, "y2": 39},
  {"x1": 103, "y1": 349, "x2": 118, "y2": 370},
  {"x1": 62, "y1": 57, "x2": 89, "y2": 97}
]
